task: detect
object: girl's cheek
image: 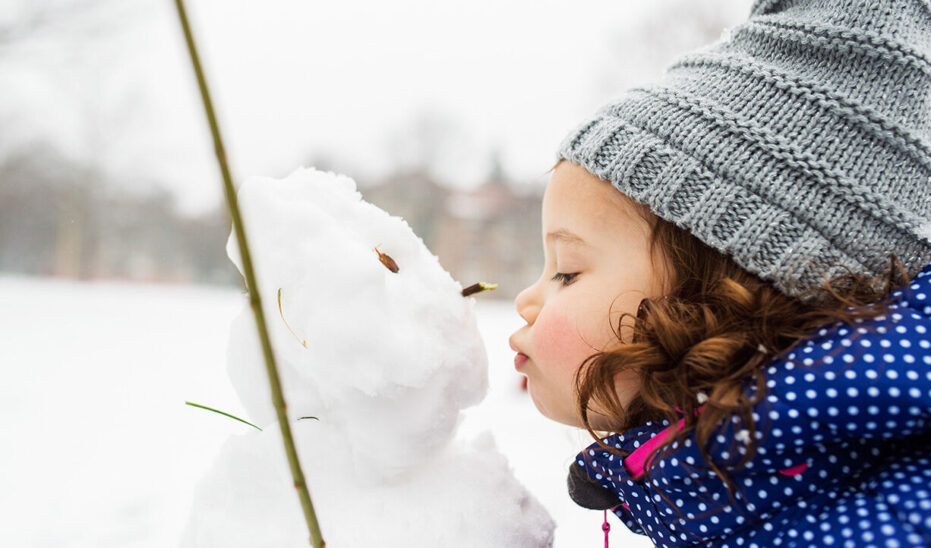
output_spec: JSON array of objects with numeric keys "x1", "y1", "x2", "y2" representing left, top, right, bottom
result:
[{"x1": 532, "y1": 307, "x2": 582, "y2": 368}]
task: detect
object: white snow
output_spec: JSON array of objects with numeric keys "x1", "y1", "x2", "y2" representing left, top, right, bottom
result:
[
  {"x1": 186, "y1": 167, "x2": 553, "y2": 546},
  {"x1": 0, "y1": 278, "x2": 244, "y2": 548},
  {"x1": 0, "y1": 167, "x2": 654, "y2": 547}
]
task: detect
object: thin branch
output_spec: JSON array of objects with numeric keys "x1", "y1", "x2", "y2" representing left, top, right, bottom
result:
[{"x1": 170, "y1": 2, "x2": 325, "y2": 546}]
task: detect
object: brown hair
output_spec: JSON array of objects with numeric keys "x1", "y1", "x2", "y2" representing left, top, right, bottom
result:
[{"x1": 563, "y1": 162, "x2": 912, "y2": 516}]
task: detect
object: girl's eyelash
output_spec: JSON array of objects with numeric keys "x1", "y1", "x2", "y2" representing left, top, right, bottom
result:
[{"x1": 552, "y1": 272, "x2": 578, "y2": 285}]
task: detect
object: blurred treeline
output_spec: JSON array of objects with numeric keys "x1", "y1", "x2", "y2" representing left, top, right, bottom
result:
[
  {"x1": 0, "y1": 0, "x2": 743, "y2": 300},
  {"x1": 0, "y1": 141, "x2": 544, "y2": 299}
]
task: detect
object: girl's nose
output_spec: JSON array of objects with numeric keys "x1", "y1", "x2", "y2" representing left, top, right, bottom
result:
[{"x1": 514, "y1": 282, "x2": 540, "y2": 325}]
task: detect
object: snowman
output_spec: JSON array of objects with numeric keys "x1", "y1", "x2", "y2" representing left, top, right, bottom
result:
[{"x1": 181, "y1": 167, "x2": 554, "y2": 547}]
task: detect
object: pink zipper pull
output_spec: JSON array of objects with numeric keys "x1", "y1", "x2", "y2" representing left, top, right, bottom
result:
[{"x1": 603, "y1": 509, "x2": 611, "y2": 547}]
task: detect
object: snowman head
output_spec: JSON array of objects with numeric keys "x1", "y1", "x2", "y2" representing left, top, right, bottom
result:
[{"x1": 225, "y1": 167, "x2": 488, "y2": 477}]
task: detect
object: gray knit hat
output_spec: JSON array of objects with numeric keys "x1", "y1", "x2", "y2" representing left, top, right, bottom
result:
[{"x1": 558, "y1": 0, "x2": 931, "y2": 301}]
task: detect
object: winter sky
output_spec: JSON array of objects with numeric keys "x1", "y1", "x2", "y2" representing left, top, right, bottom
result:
[{"x1": 0, "y1": 0, "x2": 750, "y2": 215}]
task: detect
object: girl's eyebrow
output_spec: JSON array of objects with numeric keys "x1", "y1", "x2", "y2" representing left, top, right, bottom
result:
[{"x1": 546, "y1": 228, "x2": 590, "y2": 247}]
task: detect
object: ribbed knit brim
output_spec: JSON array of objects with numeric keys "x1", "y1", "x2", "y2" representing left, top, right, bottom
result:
[{"x1": 558, "y1": 0, "x2": 931, "y2": 301}]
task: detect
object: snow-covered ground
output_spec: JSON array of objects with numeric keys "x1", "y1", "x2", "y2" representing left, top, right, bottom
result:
[{"x1": 0, "y1": 275, "x2": 651, "y2": 547}]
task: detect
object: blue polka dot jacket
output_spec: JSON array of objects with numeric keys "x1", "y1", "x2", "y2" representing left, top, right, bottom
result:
[{"x1": 568, "y1": 263, "x2": 931, "y2": 547}]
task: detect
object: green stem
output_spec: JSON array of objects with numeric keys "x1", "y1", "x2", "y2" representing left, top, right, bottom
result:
[
  {"x1": 171, "y1": 2, "x2": 325, "y2": 546},
  {"x1": 185, "y1": 401, "x2": 263, "y2": 431}
]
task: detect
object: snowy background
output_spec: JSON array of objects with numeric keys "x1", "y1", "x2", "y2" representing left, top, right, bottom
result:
[
  {"x1": 0, "y1": 0, "x2": 752, "y2": 545},
  {"x1": 0, "y1": 273, "x2": 652, "y2": 547}
]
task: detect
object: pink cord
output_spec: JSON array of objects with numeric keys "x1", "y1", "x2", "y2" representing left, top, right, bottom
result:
[{"x1": 603, "y1": 509, "x2": 611, "y2": 547}]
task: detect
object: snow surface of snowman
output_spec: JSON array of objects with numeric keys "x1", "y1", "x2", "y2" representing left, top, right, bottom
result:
[{"x1": 182, "y1": 167, "x2": 555, "y2": 547}]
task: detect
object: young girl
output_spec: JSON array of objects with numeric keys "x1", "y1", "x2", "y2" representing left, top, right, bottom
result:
[{"x1": 509, "y1": 0, "x2": 931, "y2": 546}]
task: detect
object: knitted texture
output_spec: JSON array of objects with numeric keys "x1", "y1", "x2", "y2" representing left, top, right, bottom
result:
[{"x1": 558, "y1": 0, "x2": 931, "y2": 301}]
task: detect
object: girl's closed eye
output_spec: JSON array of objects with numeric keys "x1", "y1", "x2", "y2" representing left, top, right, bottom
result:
[{"x1": 552, "y1": 272, "x2": 578, "y2": 285}]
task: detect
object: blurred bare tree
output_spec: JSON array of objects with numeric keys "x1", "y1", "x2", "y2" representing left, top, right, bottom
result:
[
  {"x1": 595, "y1": 0, "x2": 751, "y2": 95},
  {"x1": 0, "y1": 0, "x2": 138, "y2": 47},
  {"x1": 383, "y1": 107, "x2": 481, "y2": 184},
  {"x1": 0, "y1": 0, "x2": 238, "y2": 285},
  {"x1": 0, "y1": 140, "x2": 237, "y2": 283}
]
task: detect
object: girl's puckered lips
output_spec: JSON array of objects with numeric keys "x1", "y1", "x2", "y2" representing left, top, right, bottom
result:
[
  {"x1": 514, "y1": 352, "x2": 529, "y2": 369},
  {"x1": 508, "y1": 338, "x2": 530, "y2": 369}
]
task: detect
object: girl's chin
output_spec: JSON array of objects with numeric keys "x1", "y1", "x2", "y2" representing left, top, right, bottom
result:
[
  {"x1": 527, "y1": 388, "x2": 566, "y2": 424},
  {"x1": 526, "y1": 382, "x2": 592, "y2": 428}
]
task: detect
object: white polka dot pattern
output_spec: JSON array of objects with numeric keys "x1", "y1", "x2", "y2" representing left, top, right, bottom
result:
[{"x1": 574, "y1": 263, "x2": 931, "y2": 547}]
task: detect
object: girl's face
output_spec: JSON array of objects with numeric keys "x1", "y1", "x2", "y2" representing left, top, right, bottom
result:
[{"x1": 510, "y1": 161, "x2": 669, "y2": 429}]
